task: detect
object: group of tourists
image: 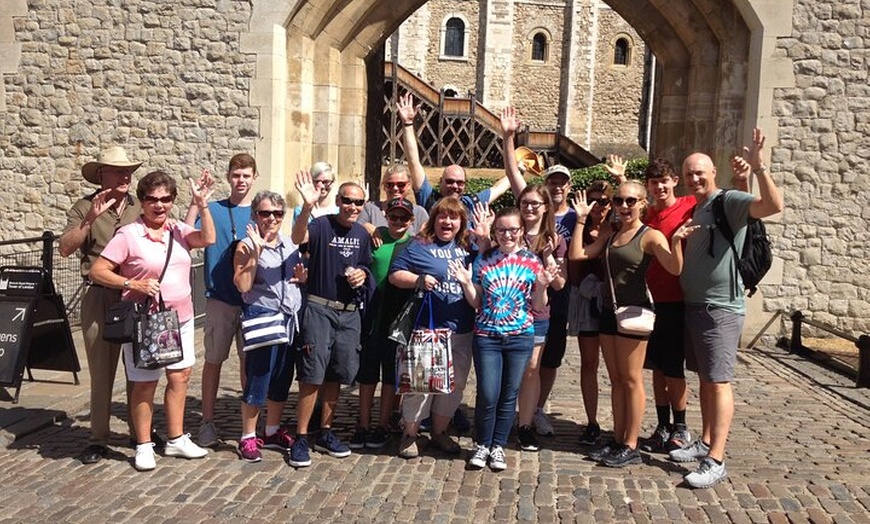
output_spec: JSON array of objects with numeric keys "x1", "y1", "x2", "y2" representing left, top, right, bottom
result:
[{"x1": 62, "y1": 95, "x2": 782, "y2": 489}]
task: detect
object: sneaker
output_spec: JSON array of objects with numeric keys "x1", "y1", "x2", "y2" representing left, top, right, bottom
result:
[
  {"x1": 80, "y1": 444, "x2": 108, "y2": 465},
  {"x1": 349, "y1": 427, "x2": 367, "y2": 450},
  {"x1": 164, "y1": 434, "x2": 208, "y2": 459},
  {"x1": 640, "y1": 424, "x2": 672, "y2": 453},
  {"x1": 488, "y1": 445, "x2": 507, "y2": 471},
  {"x1": 669, "y1": 439, "x2": 710, "y2": 463},
  {"x1": 533, "y1": 408, "x2": 555, "y2": 436},
  {"x1": 288, "y1": 436, "x2": 311, "y2": 468},
  {"x1": 197, "y1": 421, "x2": 219, "y2": 447},
  {"x1": 129, "y1": 431, "x2": 166, "y2": 451},
  {"x1": 468, "y1": 444, "x2": 489, "y2": 469},
  {"x1": 685, "y1": 457, "x2": 728, "y2": 488},
  {"x1": 365, "y1": 427, "x2": 389, "y2": 450},
  {"x1": 314, "y1": 429, "x2": 351, "y2": 458},
  {"x1": 602, "y1": 445, "x2": 642, "y2": 468},
  {"x1": 452, "y1": 409, "x2": 471, "y2": 433},
  {"x1": 666, "y1": 424, "x2": 692, "y2": 452},
  {"x1": 237, "y1": 437, "x2": 263, "y2": 462},
  {"x1": 398, "y1": 434, "x2": 423, "y2": 459},
  {"x1": 419, "y1": 417, "x2": 432, "y2": 433},
  {"x1": 517, "y1": 425, "x2": 540, "y2": 452},
  {"x1": 135, "y1": 443, "x2": 156, "y2": 471},
  {"x1": 389, "y1": 411, "x2": 404, "y2": 434},
  {"x1": 588, "y1": 439, "x2": 617, "y2": 462},
  {"x1": 578, "y1": 423, "x2": 601, "y2": 446},
  {"x1": 263, "y1": 428, "x2": 294, "y2": 451},
  {"x1": 430, "y1": 432, "x2": 461, "y2": 455}
]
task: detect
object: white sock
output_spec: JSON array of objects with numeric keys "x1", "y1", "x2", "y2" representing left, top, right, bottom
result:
[
  {"x1": 240, "y1": 432, "x2": 257, "y2": 440},
  {"x1": 265, "y1": 425, "x2": 279, "y2": 437},
  {"x1": 136, "y1": 442, "x2": 153, "y2": 451}
]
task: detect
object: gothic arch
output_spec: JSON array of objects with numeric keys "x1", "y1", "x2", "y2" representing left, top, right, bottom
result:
[{"x1": 240, "y1": 0, "x2": 793, "y2": 189}]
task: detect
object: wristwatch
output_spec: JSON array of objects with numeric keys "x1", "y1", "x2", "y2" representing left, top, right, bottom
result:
[{"x1": 123, "y1": 280, "x2": 131, "y2": 289}]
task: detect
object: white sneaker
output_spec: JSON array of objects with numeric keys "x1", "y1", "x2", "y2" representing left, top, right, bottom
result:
[
  {"x1": 468, "y1": 444, "x2": 489, "y2": 469},
  {"x1": 684, "y1": 457, "x2": 728, "y2": 488},
  {"x1": 164, "y1": 434, "x2": 208, "y2": 459},
  {"x1": 488, "y1": 445, "x2": 507, "y2": 471},
  {"x1": 533, "y1": 408, "x2": 555, "y2": 436},
  {"x1": 197, "y1": 421, "x2": 219, "y2": 447},
  {"x1": 135, "y1": 443, "x2": 156, "y2": 471}
]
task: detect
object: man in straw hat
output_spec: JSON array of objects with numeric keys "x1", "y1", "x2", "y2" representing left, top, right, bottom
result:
[{"x1": 59, "y1": 146, "x2": 146, "y2": 465}]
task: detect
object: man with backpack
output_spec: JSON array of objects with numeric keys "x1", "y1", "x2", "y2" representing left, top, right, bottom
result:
[{"x1": 671, "y1": 128, "x2": 783, "y2": 488}]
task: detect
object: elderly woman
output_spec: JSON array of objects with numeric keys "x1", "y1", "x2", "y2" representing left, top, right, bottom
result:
[
  {"x1": 90, "y1": 170, "x2": 215, "y2": 471},
  {"x1": 233, "y1": 190, "x2": 306, "y2": 462},
  {"x1": 292, "y1": 161, "x2": 337, "y2": 223},
  {"x1": 388, "y1": 197, "x2": 477, "y2": 459},
  {"x1": 358, "y1": 165, "x2": 429, "y2": 236}
]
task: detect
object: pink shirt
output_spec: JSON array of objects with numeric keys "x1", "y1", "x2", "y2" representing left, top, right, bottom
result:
[{"x1": 101, "y1": 218, "x2": 196, "y2": 322}]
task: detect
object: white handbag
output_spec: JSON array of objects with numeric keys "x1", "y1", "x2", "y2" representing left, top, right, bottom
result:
[{"x1": 606, "y1": 227, "x2": 656, "y2": 336}]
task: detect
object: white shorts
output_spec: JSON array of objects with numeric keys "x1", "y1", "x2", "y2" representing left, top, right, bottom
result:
[{"x1": 124, "y1": 318, "x2": 196, "y2": 382}]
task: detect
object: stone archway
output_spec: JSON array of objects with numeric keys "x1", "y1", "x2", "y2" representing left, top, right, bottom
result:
[{"x1": 241, "y1": 0, "x2": 793, "y2": 188}]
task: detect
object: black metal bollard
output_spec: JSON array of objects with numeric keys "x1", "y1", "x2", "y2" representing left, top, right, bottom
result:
[
  {"x1": 856, "y1": 334, "x2": 870, "y2": 389},
  {"x1": 789, "y1": 310, "x2": 803, "y2": 355}
]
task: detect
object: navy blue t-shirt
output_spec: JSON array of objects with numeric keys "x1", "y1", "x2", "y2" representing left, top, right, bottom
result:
[{"x1": 306, "y1": 215, "x2": 372, "y2": 304}]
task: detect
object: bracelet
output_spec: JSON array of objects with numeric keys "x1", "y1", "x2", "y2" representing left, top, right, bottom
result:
[
  {"x1": 753, "y1": 164, "x2": 768, "y2": 175},
  {"x1": 402, "y1": 121, "x2": 414, "y2": 127}
]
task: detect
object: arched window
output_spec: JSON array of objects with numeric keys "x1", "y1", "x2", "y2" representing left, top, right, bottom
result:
[
  {"x1": 614, "y1": 38, "x2": 630, "y2": 66},
  {"x1": 531, "y1": 32, "x2": 548, "y2": 62},
  {"x1": 444, "y1": 18, "x2": 465, "y2": 57}
]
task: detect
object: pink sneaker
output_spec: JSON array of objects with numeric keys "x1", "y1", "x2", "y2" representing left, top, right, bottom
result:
[
  {"x1": 238, "y1": 437, "x2": 263, "y2": 462},
  {"x1": 263, "y1": 428, "x2": 294, "y2": 451}
]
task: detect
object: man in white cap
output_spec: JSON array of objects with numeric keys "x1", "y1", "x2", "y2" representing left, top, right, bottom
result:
[{"x1": 59, "y1": 146, "x2": 145, "y2": 464}]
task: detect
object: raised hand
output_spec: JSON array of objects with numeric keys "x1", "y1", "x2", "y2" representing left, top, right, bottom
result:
[
  {"x1": 246, "y1": 223, "x2": 267, "y2": 249},
  {"x1": 189, "y1": 170, "x2": 215, "y2": 208},
  {"x1": 500, "y1": 106, "x2": 521, "y2": 137},
  {"x1": 570, "y1": 189, "x2": 596, "y2": 218},
  {"x1": 87, "y1": 188, "x2": 118, "y2": 222},
  {"x1": 743, "y1": 127, "x2": 766, "y2": 171},
  {"x1": 536, "y1": 262, "x2": 559, "y2": 288},
  {"x1": 541, "y1": 234, "x2": 557, "y2": 260},
  {"x1": 471, "y1": 201, "x2": 493, "y2": 240},
  {"x1": 448, "y1": 259, "x2": 472, "y2": 285},
  {"x1": 295, "y1": 169, "x2": 319, "y2": 207},
  {"x1": 288, "y1": 263, "x2": 308, "y2": 284},
  {"x1": 672, "y1": 219, "x2": 700, "y2": 242},
  {"x1": 730, "y1": 155, "x2": 751, "y2": 188},
  {"x1": 604, "y1": 154, "x2": 627, "y2": 183},
  {"x1": 397, "y1": 92, "x2": 418, "y2": 126}
]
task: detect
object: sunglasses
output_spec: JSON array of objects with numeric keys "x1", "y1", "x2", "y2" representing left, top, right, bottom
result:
[
  {"x1": 387, "y1": 213, "x2": 412, "y2": 223},
  {"x1": 143, "y1": 195, "x2": 174, "y2": 204},
  {"x1": 314, "y1": 179, "x2": 334, "y2": 188},
  {"x1": 494, "y1": 226, "x2": 522, "y2": 236},
  {"x1": 443, "y1": 178, "x2": 466, "y2": 187},
  {"x1": 256, "y1": 210, "x2": 285, "y2": 219},
  {"x1": 340, "y1": 196, "x2": 365, "y2": 207},
  {"x1": 586, "y1": 197, "x2": 611, "y2": 207},
  {"x1": 612, "y1": 196, "x2": 639, "y2": 207},
  {"x1": 384, "y1": 182, "x2": 408, "y2": 190},
  {"x1": 519, "y1": 200, "x2": 544, "y2": 210}
]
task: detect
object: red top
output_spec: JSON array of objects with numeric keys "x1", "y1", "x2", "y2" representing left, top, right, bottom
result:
[{"x1": 644, "y1": 196, "x2": 694, "y2": 303}]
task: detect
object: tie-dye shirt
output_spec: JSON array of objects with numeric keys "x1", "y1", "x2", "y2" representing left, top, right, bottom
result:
[{"x1": 472, "y1": 248, "x2": 543, "y2": 337}]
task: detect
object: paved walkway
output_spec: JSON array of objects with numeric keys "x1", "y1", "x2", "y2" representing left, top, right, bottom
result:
[{"x1": 1, "y1": 327, "x2": 869, "y2": 523}]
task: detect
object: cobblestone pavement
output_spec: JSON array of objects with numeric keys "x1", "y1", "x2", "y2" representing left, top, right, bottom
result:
[{"x1": 1, "y1": 328, "x2": 869, "y2": 523}]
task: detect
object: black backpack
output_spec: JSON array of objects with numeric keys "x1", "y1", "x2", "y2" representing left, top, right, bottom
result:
[{"x1": 709, "y1": 189, "x2": 773, "y2": 298}]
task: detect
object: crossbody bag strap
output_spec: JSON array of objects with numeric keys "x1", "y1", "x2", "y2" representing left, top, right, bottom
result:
[
  {"x1": 605, "y1": 225, "x2": 654, "y2": 312},
  {"x1": 153, "y1": 229, "x2": 175, "y2": 311}
]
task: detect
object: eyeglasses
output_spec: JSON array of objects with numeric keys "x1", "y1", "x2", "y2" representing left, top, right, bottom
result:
[
  {"x1": 314, "y1": 179, "x2": 333, "y2": 188},
  {"x1": 143, "y1": 195, "x2": 174, "y2": 204},
  {"x1": 387, "y1": 213, "x2": 412, "y2": 223},
  {"x1": 586, "y1": 197, "x2": 611, "y2": 207},
  {"x1": 443, "y1": 178, "x2": 466, "y2": 187},
  {"x1": 384, "y1": 182, "x2": 408, "y2": 190},
  {"x1": 340, "y1": 196, "x2": 365, "y2": 207},
  {"x1": 256, "y1": 210, "x2": 285, "y2": 219},
  {"x1": 494, "y1": 226, "x2": 522, "y2": 236},
  {"x1": 612, "y1": 196, "x2": 639, "y2": 207},
  {"x1": 519, "y1": 200, "x2": 544, "y2": 210}
]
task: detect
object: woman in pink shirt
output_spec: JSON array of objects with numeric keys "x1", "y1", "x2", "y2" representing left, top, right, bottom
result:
[{"x1": 90, "y1": 170, "x2": 215, "y2": 471}]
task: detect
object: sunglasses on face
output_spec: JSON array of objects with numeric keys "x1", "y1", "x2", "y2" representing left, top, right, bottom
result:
[
  {"x1": 519, "y1": 200, "x2": 544, "y2": 210},
  {"x1": 443, "y1": 178, "x2": 466, "y2": 187},
  {"x1": 612, "y1": 196, "x2": 639, "y2": 208},
  {"x1": 143, "y1": 195, "x2": 174, "y2": 204},
  {"x1": 384, "y1": 181, "x2": 408, "y2": 190},
  {"x1": 340, "y1": 196, "x2": 365, "y2": 207},
  {"x1": 586, "y1": 197, "x2": 611, "y2": 207},
  {"x1": 494, "y1": 226, "x2": 522, "y2": 236},
  {"x1": 256, "y1": 210, "x2": 285, "y2": 219},
  {"x1": 387, "y1": 213, "x2": 412, "y2": 223},
  {"x1": 314, "y1": 179, "x2": 333, "y2": 188}
]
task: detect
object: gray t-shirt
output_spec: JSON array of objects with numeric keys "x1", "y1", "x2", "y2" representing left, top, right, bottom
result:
[
  {"x1": 240, "y1": 234, "x2": 304, "y2": 317},
  {"x1": 358, "y1": 200, "x2": 429, "y2": 235},
  {"x1": 680, "y1": 189, "x2": 755, "y2": 313}
]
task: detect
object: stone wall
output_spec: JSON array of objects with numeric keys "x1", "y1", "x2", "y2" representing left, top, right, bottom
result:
[
  {"x1": 0, "y1": 0, "x2": 258, "y2": 247},
  {"x1": 770, "y1": 0, "x2": 869, "y2": 333}
]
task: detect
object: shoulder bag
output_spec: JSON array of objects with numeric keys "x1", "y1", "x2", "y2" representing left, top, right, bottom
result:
[
  {"x1": 605, "y1": 227, "x2": 656, "y2": 337},
  {"x1": 133, "y1": 233, "x2": 184, "y2": 369}
]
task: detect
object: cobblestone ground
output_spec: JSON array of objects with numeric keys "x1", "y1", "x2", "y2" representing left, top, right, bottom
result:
[{"x1": 0, "y1": 330, "x2": 869, "y2": 523}]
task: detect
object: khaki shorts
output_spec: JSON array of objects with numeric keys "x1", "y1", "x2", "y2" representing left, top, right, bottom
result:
[{"x1": 204, "y1": 298, "x2": 243, "y2": 364}]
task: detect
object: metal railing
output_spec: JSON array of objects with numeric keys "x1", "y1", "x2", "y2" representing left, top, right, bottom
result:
[
  {"x1": 787, "y1": 310, "x2": 870, "y2": 388},
  {"x1": 0, "y1": 231, "x2": 206, "y2": 327}
]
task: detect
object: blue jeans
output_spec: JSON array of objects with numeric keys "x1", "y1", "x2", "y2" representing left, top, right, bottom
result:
[
  {"x1": 241, "y1": 304, "x2": 295, "y2": 406},
  {"x1": 472, "y1": 333, "x2": 534, "y2": 447}
]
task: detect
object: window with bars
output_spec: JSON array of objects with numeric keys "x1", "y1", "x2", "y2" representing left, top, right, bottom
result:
[
  {"x1": 444, "y1": 17, "x2": 465, "y2": 57},
  {"x1": 614, "y1": 38, "x2": 630, "y2": 66},
  {"x1": 532, "y1": 32, "x2": 547, "y2": 62}
]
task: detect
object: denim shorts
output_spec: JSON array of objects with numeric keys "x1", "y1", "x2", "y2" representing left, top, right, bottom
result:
[
  {"x1": 297, "y1": 301, "x2": 361, "y2": 385},
  {"x1": 533, "y1": 318, "x2": 550, "y2": 346}
]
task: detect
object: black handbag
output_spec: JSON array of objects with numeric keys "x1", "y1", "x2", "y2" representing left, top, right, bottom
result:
[
  {"x1": 103, "y1": 300, "x2": 143, "y2": 344},
  {"x1": 387, "y1": 290, "x2": 425, "y2": 347}
]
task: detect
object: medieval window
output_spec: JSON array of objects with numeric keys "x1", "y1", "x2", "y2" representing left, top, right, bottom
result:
[
  {"x1": 444, "y1": 17, "x2": 465, "y2": 57},
  {"x1": 614, "y1": 38, "x2": 630, "y2": 66},
  {"x1": 532, "y1": 32, "x2": 548, "y2": 62}
]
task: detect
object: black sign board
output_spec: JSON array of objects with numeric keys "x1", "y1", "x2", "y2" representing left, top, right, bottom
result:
[{"x1": 0, "y1": 266, "x2": 79, "y2": 403}]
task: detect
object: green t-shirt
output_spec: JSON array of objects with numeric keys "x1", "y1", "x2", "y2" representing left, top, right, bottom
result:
[
  {"x1": 680, "y1": 189, "x2": 755, "y2": 313},
  {"x1": 370, "y1": 227, "x2": 412, "y2": 288}
]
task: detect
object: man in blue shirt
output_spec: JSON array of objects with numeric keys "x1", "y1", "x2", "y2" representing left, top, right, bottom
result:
[{"x1": 184, "y1": 153, "x2": 257, "y2": 447}]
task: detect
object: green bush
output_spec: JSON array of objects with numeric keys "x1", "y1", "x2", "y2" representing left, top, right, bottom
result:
[{"x1": 465, "y1": 157, "x2": 650, "y2": 212}]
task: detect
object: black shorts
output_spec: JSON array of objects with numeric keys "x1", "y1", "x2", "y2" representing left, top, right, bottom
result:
[
  {"x1": 541, "y1": 286, "x2": 569, "y2": 369},
  {"x1": 643, "y1": 302, "x2": 686, "y2": 378},
  {"x1": 599, "y1": 307, "x2": 651, "y2": 341},
  {"x1": 356, "y1": 335, "x2": 398, "y2": 386}
]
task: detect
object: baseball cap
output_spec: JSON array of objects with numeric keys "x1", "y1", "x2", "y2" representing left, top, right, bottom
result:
[
  {"x1": 386, "y1": 197, "x2": 414, "y2": 215},
  {"x1": 544, "y1": 165, "x2": 571, "y2": 180}
]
